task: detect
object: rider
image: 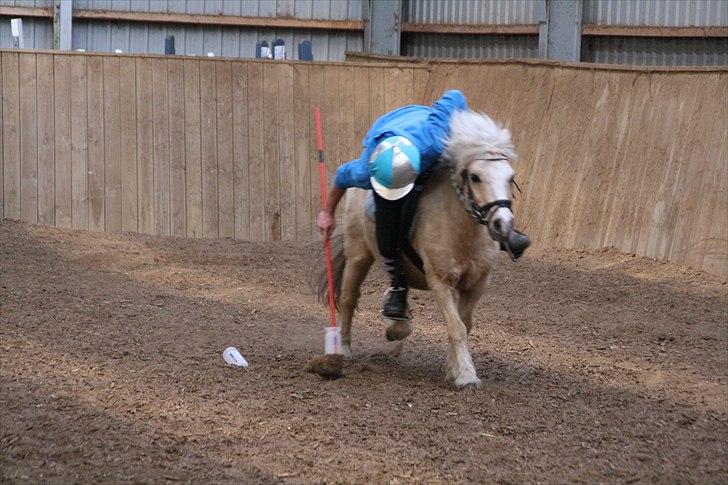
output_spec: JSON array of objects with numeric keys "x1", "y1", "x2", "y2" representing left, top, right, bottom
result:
[{"x1": 317, "y1": 89, "x2": 530, "y2": 321}]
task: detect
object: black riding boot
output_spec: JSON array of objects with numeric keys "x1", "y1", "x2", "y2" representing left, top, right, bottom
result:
[
  {"x1": 500, "y1": 230, "x2": 531, "y2": 260},
  {"x1": 383, "y1": 286, "x2": 409, "y2": 320},
  {"x1": 381, "y1": 254, "x2": 410, "y2": 320}
]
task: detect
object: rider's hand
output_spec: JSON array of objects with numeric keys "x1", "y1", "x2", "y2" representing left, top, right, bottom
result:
[{"x1": 317, "y1": 210, "x2": 336, "y2": 240}]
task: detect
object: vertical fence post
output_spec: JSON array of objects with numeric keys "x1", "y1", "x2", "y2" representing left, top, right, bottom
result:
[
  {"x1": 53, "y1": 0, "x2": 73, "y2": 50},
  {"x1": 543, "y1": 0, "x2": 583, "y2": 62},
  {"x1": 60, "y1": 0, "x2": 72, "y2": 50},
  {"x1": 365, "y1": 0, "x2": 402, "y2": 56}
]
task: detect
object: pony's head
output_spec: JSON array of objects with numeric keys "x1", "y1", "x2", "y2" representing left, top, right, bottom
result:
[{"x1": 443, "y1": 110, "x2": 518, "y2": 242}]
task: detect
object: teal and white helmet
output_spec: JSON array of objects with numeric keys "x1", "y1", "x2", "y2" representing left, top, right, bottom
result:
[{"x1": 368, "y1": 136, "x2": 421, "y2": 201}]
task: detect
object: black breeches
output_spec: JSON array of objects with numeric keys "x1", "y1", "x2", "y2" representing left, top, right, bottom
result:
[{"x1": 373, "y1": 188, "x2": 420, "y2": 288}]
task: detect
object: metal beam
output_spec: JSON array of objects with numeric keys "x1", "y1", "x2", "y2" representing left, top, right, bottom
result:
[
  {"x1": 72, "y1": 9, "x2": 364, "y2": 31},
  {"x1": 59, "y1": 0, "x2": 72, "y2": 50},
  {"x1": 538, "y1": 0, "x2": 548, "y2": 58},
  {"x1": 544, "y1": 0, "x2": 582, "y2": 61},
  {"x1": 365, "y1": 0, "x2": 402, "y2": 56}
]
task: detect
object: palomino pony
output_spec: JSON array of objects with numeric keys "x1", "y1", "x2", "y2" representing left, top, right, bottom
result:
[{"x1": 318, "y1": 110, "x2": 518, "y2": 389}]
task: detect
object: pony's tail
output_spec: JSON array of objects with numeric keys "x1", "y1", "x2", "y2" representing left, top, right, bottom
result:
[{"x1": 314, "y1": 234, "x2": 346, "y2": 311}]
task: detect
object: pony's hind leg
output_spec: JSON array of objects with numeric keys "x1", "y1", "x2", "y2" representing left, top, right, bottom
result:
[
  {"x1": 338, "y1": 250, "x2": 374, "y2": 357},
  {"x1": 428, "y1": 278, "x2": 481, "y2": 389}
]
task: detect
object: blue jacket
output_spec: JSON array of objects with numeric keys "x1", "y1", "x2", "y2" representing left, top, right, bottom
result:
[{"x1": 333, "y1": 90, "x2": 468, "y2": 189}]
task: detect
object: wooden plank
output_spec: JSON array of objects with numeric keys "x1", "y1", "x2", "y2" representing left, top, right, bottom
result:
[
  {"x1": 263, "y1": 63, "x2": 281, "y2": 241},
  {"x1": 215, "y1": 61, "x2": 234, "y2": 238},
  {"x1": 168, "y1": 58, "x2": 186, "y2": 237},
  {"x1": 19, "y1": 53, "x2": 38, "y2": 224},
  {"x1": 2, "y1": 52, "x2": 21, "y2": 220},
  {"x1": 338, "y1": 66, "x2": 356, "y2": 168},
  {"x1": 0, "y1": 6, "x2": 52, "y2": 18},
  {"x1": 400, "y1": 68, "x2": 416, "y2": 106},
  {"x1": 86, "y1": 56, "x2": 105, "y2": 231},
  {"x1": 200, "y1": 59, "x2": 219, "y2": 238},
  {"x1": 582, "y1": 24, "x2": 728, "y2": 38},
  {"x1": 53, "y1": 54, "x2": 73, "y2": 228},
  {"x1": 322, "y1": 65, "x2": 340, "y2": 212},
  {"x1": 103, "y1": 56, "x2": 122, "y2": 232},
  {"x1": 231, "y1": 61, "x2": 250, "y2": 240},
  {"x1": 292, "y1": 63, "x2": 311, "y2": 240},
  {"x1": 70, "y1": 55, "x2": 88, "y2": 230},
  {"x1": 71, "y1": 9, "x2": 365, "y2": 31},
  {"x1": 401, "y1": 22, "x2": 539, "y2": 35},
  {"x1": 350, "y1": 66, "x2": 367, "y2": 158},
  {"x1": 352, "y1": 65, "x2": 370, "y2": 155},
  {"x1": 413, "y1": 68, "x2": 428, "y2": 104},
  {"x1": 307, "y1": 64, "x2": 325, "y2": 236},
  {"x1": 278, "y1": 63, "x2": 296, "y2": 241},
  {"x1": 0, "y1": 52, "x2": 3, "y2": 219},
  {"x1": 369, "y1": 67, "x2": 385, "y2": 123},
  {"x1": 119, "y1": 57, "x2": 138, "y2": 233},
  {"x1": 135, "y1": 57, "x2": 154, "y2": 234},
  {"x1": 151, "y1": 58, "x2": 170, "y2": 236},
  {"x1": 382, "y1": 67, "x2": 402, "y2": 112},
  {"x1": 247, "y1": 62, "x2": 265, "y2": 241},
  {"x1": 184, "y1": 59, "x2": 203, "y2": 238},
  {"x1": 36, "y1": 54, "x2": 55, "y2": 226}
]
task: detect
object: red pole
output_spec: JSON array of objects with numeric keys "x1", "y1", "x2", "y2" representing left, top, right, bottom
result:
[{"x1": 314, "y1": 107, "x2": 337, "y2": 328}]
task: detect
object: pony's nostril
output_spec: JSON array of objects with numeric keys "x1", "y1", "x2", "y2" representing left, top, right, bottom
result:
[{"x1": 493, "y1": 219, "x2": 502, "y2": 233}]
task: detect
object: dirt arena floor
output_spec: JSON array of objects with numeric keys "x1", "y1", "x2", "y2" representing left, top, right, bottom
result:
[{"x1": 1, "y1": 219, "x2": 726, "y2": 483}]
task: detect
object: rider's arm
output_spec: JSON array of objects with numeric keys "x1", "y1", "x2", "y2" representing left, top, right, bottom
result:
[
  {"x1": 323, "y1": 185, "x2": 346, "y2": 216},
  {"x1": 317, "y1": 157, "x2": 368, "y2": 239},
  {"x1": 427, "y1": 90, "x2": 468, "y2": 130}
]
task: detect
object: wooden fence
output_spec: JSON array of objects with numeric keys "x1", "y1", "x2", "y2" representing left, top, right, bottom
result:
[
  {"x1": 2, "y1": 50, "x2": 726, "y2": 276},
  {"x1": 0, "y1": 50, "x2": 428, "y2": 241},
  {"x1": 422, "y1": 60, "x2": 728, "y2": 276}
]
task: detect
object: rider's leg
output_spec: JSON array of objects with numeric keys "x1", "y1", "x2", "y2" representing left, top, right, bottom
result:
[{"x1": 373, "y1": 191, "x2": 409, "y2": 320}]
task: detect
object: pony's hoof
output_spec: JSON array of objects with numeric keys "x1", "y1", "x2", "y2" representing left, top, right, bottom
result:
[
  {"x1": 454, "y1": 377, "x2": 481, "y2": 390},
  {"x1": 385, "y1": 320, "x2": 412, "y2": 341}
]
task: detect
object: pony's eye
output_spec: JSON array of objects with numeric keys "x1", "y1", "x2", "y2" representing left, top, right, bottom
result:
[{"x1": 470, "y1": 174, "x2": 481, "y2": 184}]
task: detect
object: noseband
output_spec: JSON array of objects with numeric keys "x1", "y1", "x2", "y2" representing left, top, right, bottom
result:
[{"x1": 448, "y1": 158, "x2": 512, "y2": 227}]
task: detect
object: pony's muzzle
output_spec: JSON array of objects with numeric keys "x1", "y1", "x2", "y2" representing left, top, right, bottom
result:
[{"x1": 489, "y1": 208, "x2": 514, "y2": 242}]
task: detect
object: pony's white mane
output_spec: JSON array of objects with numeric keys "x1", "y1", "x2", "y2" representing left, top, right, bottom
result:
[{"x1": 443, "y1": 110, "x2": 516, "y2": 171}]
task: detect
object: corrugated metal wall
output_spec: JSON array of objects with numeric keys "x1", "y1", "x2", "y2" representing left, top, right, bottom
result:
[
  {"x1": 583, "y1": 0, "x2": 727, "y2": 26},
  {"x1": 404, "y1": 0, "x2": 540, "y2": 24},
  {"x1": 0, "y1": 0, "x2": 52, "y2": 5},
  {"x1": 1, "y1": 0, "x2": 726, "y2": 65},
  {"x1": 73, "y1": 0, "x2": 363, "y2": 19},
  {"x1": 0, "y1": 0, "x2": 364, "y2": 60},
  {"x1": 401, "y1": 0, "x2": 540, "y2": 59},
  {"x1": 0, "y1": 17, "x2": 52, "y2": 49},
  {"x1": 0, "y1": 0, "x2": 53, "y2": 49},
  {"x1": 71, "y1": 21, "x2": 362, "y2": 59},
  {"x1": 402, "y1": 33, "x2": 538, "y2": 59},
  {"x1": 581, "y1": 0, "x2": 728, "y2": 65},
  {"x1": 582, "y1": 36, "x2": 728, "y2": 66}
]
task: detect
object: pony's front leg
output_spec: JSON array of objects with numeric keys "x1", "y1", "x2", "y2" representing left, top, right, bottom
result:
[
  {"x1": 338, "y1": 253, "x2": 374, "y2": 358},
  {"x1": 428, "y1": 278, "x2": 481, "y2": 389}
]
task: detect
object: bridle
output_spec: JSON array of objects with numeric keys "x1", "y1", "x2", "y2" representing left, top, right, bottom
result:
[{"x1": 448, "y1": 157, "x2": 514, "y2": 227}]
